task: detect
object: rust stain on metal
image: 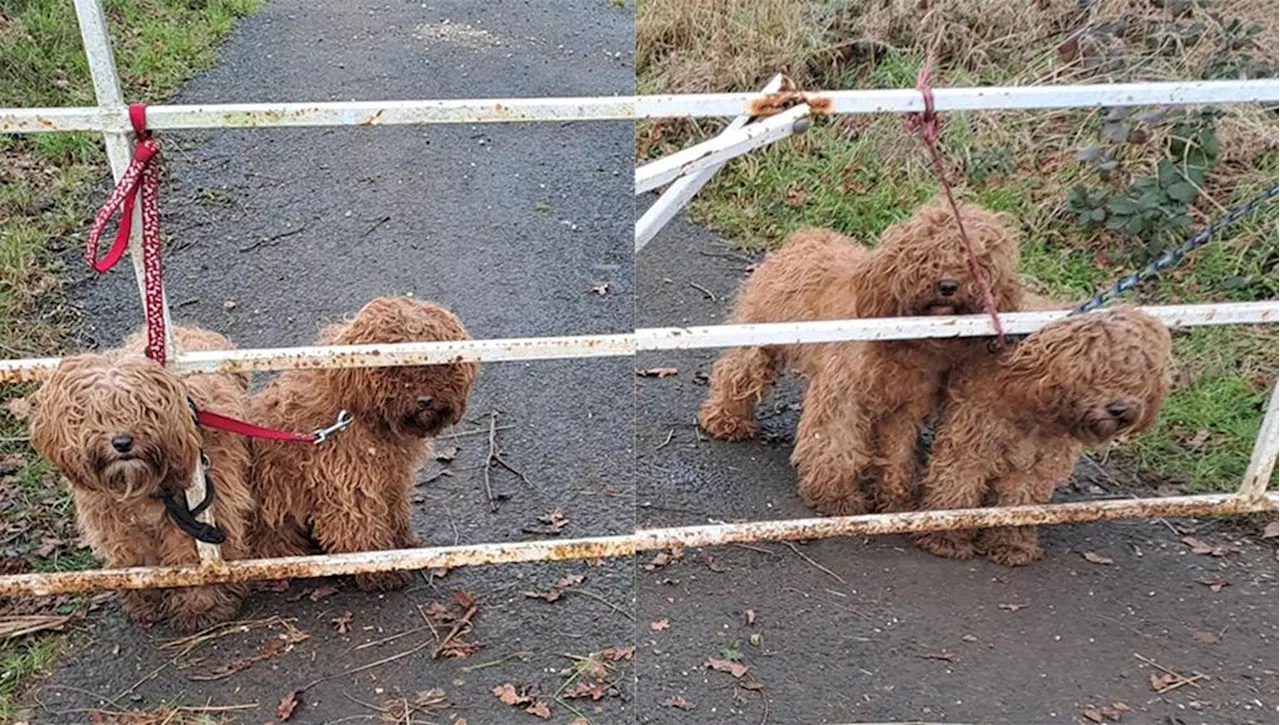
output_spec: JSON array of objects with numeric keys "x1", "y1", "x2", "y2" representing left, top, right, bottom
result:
[{"x1": 747, "y1": 91, "x2": 832, "y2": 118}]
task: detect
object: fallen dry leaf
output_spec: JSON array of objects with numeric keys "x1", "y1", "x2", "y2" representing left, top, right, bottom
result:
[
  {"x1": 493, "y1": 683, "x2": 533, "y2": 706},
  {"x1": 784, "y1": 186, "x2": 807, "y2": 207},
  {"x1": 705, "y1": 658, "x2": 749, "y2": 678},
  {"x1": 276, "y1": 690, "x2": 301, "y2": 721},
  {"x1": 1083, "y1": 709, "x2": 1105, "y2": 724},
  {"x1": 332, "y1": 611, "x2": 353, "y2": 634},
  {"x1": 1263, "y1": 520, "x2": 1278, "y2": 539},
  {"x1": 1181, "y1": 536, "x2": 1234, "y2": 557},
  {"x1": 308, "y1": 585, "x2": 339, "y2": 602},
  {"x1": 438, "y1": 639, "x2": 482, "y2": 659},
  {"x1": 34, "y1": 537, "x2": 63, "y2": 558},
  {"x1": 998, "y1": 603, "x2": 1028, "y2": 612},
  {"x1": 702, "y1": 553, "x2": 726, "y2": 572},
  {"x1": 554, "y1": 573, "x2": 585, "y2": 589},
  {"x1": 454, "y1": 590, "x2": 477, "y2": 610},
  {"x1": 563, "y1": 680, "x2": 607, "y2": 701},
  {"x1": 587, "y1": 283, "x2": 609, "y2": 295},
  {"x1": 1197, "y1": 578, "x2": 1229, "y2": 592},
  {"x1": 524, "y1": 589, "x2": 562, "y2": 602},
  {"x1": 1191, "y1": 630, "x2": 1220, "y2": 645},
  {"x1": 539, "y1": 508, "x2": 569, "y2": 532},
  {"x1": 603, "y1": 646, "x2": 635, "y2": 661},
  {"x1": 525, "y1": 700, "x2": 552, "y2": 719},
  {"x1": 664, "y1": 695, "x2": 693, "y2": 710},
  {"x1": 745, "y1": 609, "x2": 756, "y2": 626},
  {"x1": 1083, "y1": 551, "x2": 1114, "y2": 565},
  {"x1": 650, "y1": 619, "x2": 669, "y2": 632},
  {"x1": 1150, "y1": 672, "x2": 1177, "y2": 691},
  {"x1": 4, "y1": 396, "x2": 32, "y2": 422},
  {"x1": 637, "y1": 367, "x2": 678, "y2": 378}
]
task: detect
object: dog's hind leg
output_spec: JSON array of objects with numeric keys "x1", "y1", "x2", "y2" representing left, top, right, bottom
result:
[
  {"x1": 912, "y1": 417, "x2": 998, "y2": 560},
  {"x1": 697, "y1": 346, "x2": 780, "y2": 440}
]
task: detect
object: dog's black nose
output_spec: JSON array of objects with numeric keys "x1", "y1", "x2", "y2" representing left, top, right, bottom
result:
[
  {"x1": 416, "y1": 395, "x2": 434, "y2": 410},
  {"x1": 111, "y1": 434, "x2": 134, "y2": 453},
  {"x1": 1106, "y1": 402, "x2": 1129, "y2": 419},
  {"x1": 936, "y1": 279, "x2": 959, "y2": 297}
]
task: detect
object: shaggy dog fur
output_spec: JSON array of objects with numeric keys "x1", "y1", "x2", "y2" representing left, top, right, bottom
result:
[
  {"x1": 30, "y1": 327, "x2": 254, "y2": 632},
  {"x1": 914, "y1": 307, "x2": 1172, "y2": 566},
  {"x1": 697, "y1": 196, "x2": 1024, "y2": 515},
  {"x1": 249, "y1": 296, "x2": 476, "y2": 592}
]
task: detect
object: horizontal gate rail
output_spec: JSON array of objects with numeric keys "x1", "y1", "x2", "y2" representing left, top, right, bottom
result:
[
  {"x1": 0, "y1": 492, "x2": 1272, "y2": 597},
  {"x1": 2, "y1": 302, "x2": 1274, "y2": 383},
  {"x1": 3, "y1": 80, "x2": 1277, "y2": 135}
]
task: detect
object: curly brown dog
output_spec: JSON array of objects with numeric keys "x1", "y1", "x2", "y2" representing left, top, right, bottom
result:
[
  {"x1": 249, "y1": 296, "x2": 476, "y2": 592},
  {"x1": 30, "y1": 327, "x2": 254, "y2": 632},
  {"x1": 697, "y1": 196, "x2": 1024, "y2": 515},
  {"x1": 914, "y1": 307, "x2": 1172, "y2": 566}
]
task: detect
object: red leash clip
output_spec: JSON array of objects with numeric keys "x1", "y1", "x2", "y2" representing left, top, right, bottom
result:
[{"x1": 85, "y1": 104, "x2": 169, "y2": 364}]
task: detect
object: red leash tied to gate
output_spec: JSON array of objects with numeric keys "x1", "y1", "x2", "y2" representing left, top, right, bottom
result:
[
  {"x1": 85, "y1": 104, "x2": 169, "y2": 363},
  {"x1": 904, "y1": 57, "x2": 1007, "y2": 348}
]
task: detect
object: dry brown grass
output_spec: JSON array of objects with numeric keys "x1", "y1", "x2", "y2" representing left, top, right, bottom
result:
[{"x1": 639, "y1": 0, "x2": 1278, "y2": 93}]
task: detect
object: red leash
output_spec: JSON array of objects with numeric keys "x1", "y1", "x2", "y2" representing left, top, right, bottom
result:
[
  {"x1": 904, "y1": 57, "x2": 1007, "y2": 348},
  {"x1": 188, "y1": 399, "x2": 352, "y2": 444},
  {"x1": 85, "y1": 104, "x2": 169, "y2": 364}
]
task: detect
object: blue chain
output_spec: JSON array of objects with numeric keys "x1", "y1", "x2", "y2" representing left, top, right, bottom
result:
[{"x1": 1073, "y1": 183, "x2": 1280, "y2": 315}]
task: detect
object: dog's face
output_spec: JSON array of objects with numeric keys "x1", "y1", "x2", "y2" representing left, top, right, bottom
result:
[
  {"x1": 322, "y1": 297, "x2": 478, "y2": 439},
  {"x1": 30, "y1": 353, "x2": 200, "y2": 499},
  {"x1": 1002, "y1": 308, "x2": 1172, "y2": 446},
  {"x1": 858, "y1": 198, "x2": 1023, "y2": 320}
]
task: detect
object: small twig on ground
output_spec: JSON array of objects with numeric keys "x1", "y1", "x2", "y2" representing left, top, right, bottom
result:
[
  {"x1": 781, "y1": 541, "x2": 846, "y2": 584},
  {"x1": 237, "y1": 225, "x2": 307, "y2": 252},
  {"x1": 689, "y1": 281, "x2": 717, "y2": 302},
  {"x1": 305, "y1": 638, "x2": 435, "y2": 690},
  {"x1": 342, "y1": 691, "x2": 390, "y2": 713},
  {"x1": 698, "y1": 250, "x2": 756, "y2": 264},
  {"x1": 1135, "y1": 652, "x2": 1205, "y2": 692},
  {"x1": 431, "y1": 603, "x2": 479, "y2": 659},
  {"x1": 560, "y1": 588, "x2": 634, "y2": 621},
  {"x1": 347, "y1": 625, "x2": 432, "y2": 653},
  {"x1": 111, "y1": 661, "x2": 170, "y2": 704},
  {"x1": 733, "y1": 543, "x2": 781, "y2": 557},
  {"x1": 656, "y1": 429, "x2": 674, "y2": 450},
  {"x1": 460, "y1": 651, "x2": 535, "y2": 673},
  {"x1": 361, "y1": 215, "x2": 392, "y2": 237},
  {"x1": 448, "y1": 423, "x2": 514, "y2": 441},
  {"x1": 483, "y1": 411, "x2": 501, "y2": 512}
]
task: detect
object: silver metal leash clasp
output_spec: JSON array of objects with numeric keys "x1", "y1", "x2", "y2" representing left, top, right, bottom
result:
[{"x1": 312, "y1": 409, "x2": 353, "y2": 444}]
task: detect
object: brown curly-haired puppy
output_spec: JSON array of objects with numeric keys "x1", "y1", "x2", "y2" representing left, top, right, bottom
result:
[
  {"x1": 30, "y1": 327, "x2": 254, "y2": 632},
  {"x1": 697, "y1": 196, "x2": 1023, "y2": 515},
  {"x1": 914, "y1": 307, "x2": 1171, "y2": 566},
  {"x1": 250, "y1": 296, "x2": 476, "y2": 592}
]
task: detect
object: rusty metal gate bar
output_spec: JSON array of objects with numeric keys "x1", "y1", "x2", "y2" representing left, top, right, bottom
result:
[{"x1": 0, "y1": 493, "x2": 1273, "y2": 597}]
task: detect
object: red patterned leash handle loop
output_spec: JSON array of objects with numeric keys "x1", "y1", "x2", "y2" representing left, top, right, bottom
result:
[
  {"x1": 904, "y1": 57, "x2": 1007, "y2": 348},
  {"x1": 84, "y1": 104, "x2": 168, "y2": 364}
]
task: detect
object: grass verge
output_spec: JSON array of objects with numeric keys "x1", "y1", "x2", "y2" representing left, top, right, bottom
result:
[
  {"x1": 637, "y1": 0, "x2": 1279, "y2": 493},
  {"x1": 0, "y1": 0, "x2": 263, "y2": 717}
]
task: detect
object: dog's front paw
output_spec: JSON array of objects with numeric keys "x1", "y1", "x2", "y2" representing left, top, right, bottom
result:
[
  {"x1": 978, "y1": 527, "x2": 1042, "y2": 567},
  {"x1": 355, "y1": 570, "x2": 415, "y2": 592},
  {"x1": 914, "y1": 531, "x2": 975, "y2": 560},
  {"x1": 802, "y1": 491, "x2": 868, "y2": 517},
  {"x1": 697, "y1": 407, "x2": 758, "y2": 441}
]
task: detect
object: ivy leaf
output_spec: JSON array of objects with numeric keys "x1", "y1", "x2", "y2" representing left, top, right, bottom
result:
[
  {"x1": 1157, "y1": 159, "x2": 1177, "y2": 186},
  {"x1": 1166, "y1": 183, "x2": 1198, "y2": 203},
  {"x1": 1106, "y1": 197, "x2": 1139, "y2": 214}
]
